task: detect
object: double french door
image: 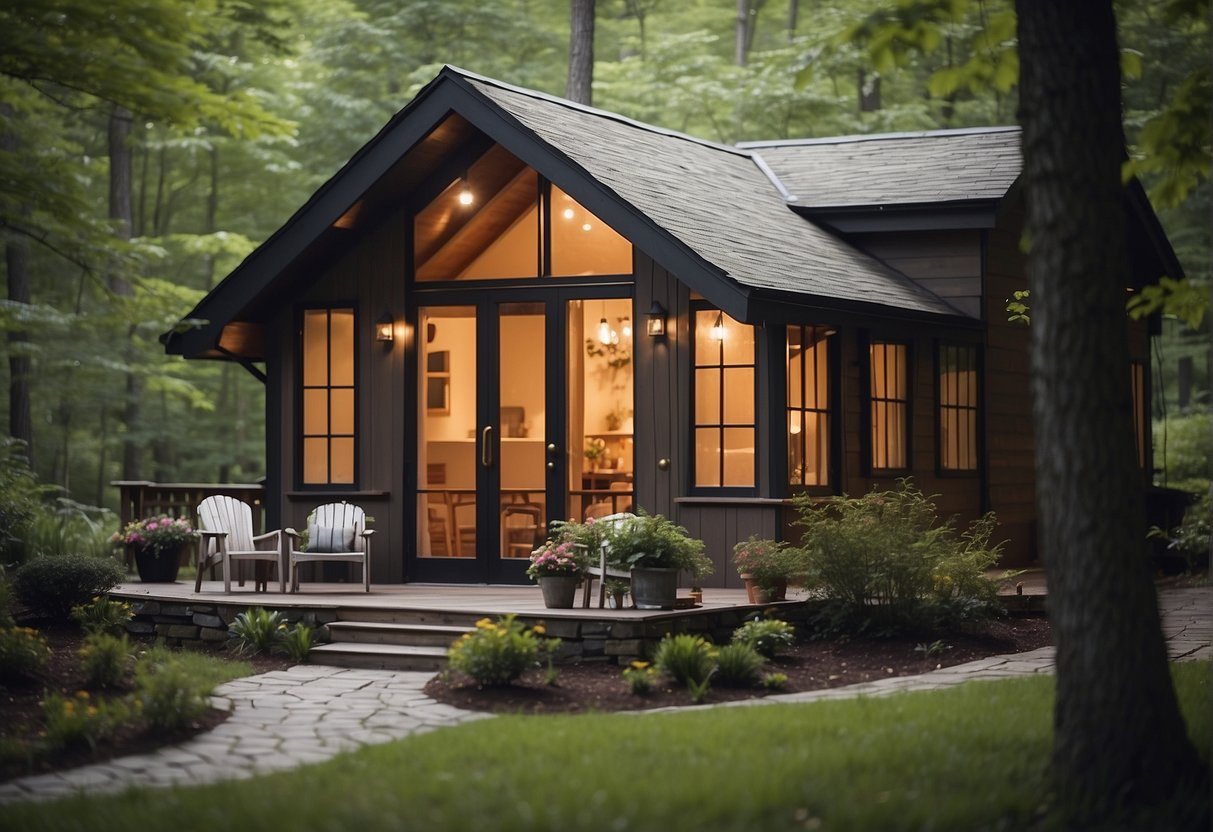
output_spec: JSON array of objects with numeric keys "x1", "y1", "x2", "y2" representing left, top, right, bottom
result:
[{"x1": 410, "y1": 289, "x2": 634, "y2": 583}]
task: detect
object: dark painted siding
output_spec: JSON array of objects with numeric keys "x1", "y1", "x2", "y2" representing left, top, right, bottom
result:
[{"x1": 851, "y1": 230, "x2": 983, "y2": 318}]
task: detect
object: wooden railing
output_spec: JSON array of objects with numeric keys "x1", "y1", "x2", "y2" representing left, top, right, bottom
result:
[{"x1": 113, "y1": 480, "x2": 267, "y2": 532}]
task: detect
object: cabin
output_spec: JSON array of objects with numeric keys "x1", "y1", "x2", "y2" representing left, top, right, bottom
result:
[{"x1": 163, "y1": 66, "x2": 1177, "y2": 588}]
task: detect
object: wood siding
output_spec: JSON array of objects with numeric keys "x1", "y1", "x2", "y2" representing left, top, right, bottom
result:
[{"x1": 850, "y1": 230, "x2": 983, "y2": 318}]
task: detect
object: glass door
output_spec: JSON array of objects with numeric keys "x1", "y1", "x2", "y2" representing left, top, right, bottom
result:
[{"x1": 413, "y1": 300, "x2": 551, "y2": 583}]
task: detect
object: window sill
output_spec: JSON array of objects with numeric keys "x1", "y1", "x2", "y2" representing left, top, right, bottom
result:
[
  {"x1": 285, "y1": 490, "x2": 391, "y2": 500},
  {"x1": 674, "y1": 496, "x2": 786, "y2": 507}
]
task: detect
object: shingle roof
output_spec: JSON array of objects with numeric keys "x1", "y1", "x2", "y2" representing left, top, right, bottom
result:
[
  {"x1": 460, "y1": 71, "x2": 964, "y2": 318},
  {"x1": 741, "y1": 128, "x2": 1021, "y2": 209}
]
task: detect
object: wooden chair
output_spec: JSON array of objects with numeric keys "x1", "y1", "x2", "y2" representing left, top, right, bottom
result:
[
  {"x1": 284, "y1": 502, "x2": 372, "y2": 592},
  {"x1": 501, "y1": 503, "x2": 543, "y2": 559},
  {"x1": 196, "y1": 495, "x2": 285, "y2": 594},
  {"x1": 582, "y1": 512, "x2": 636, "y2": 608}
]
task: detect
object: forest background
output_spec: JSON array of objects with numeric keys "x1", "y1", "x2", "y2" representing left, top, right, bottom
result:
[{"x1": 0, "y1": 0, "x2": 1207, "y2": 534}]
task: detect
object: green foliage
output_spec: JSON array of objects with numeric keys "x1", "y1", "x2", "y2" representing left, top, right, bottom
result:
[
  {"x1": 1155, "y1": 411, "x2": 1212, "y2": 488},
  {"x1": 228, "y1": 607, "x2": 288, "y2": 655},
  {"x1": 1150, "y1": 492, "x2": 1212, "y2": 571},
  {"x1": 133, "y1": 644, "x2": 246, "y2": 731},
  {"x1": 760, "y1": 671, "x2": 789, "y2": 690},
  {"x1": 0, "y1": 569, "x2": 14, "y2": 628},
  {"x1": 0, "y1": 626, "x2": 50, "y2": 681},
  {"x1": 621, "y1": 660, "x2": 659, "y2": 695},
  {"x1": 41, "y1": 690, "x2": 131, "y2": 752},
  {"x1": 24, "y1": 499, "x2": 117, "y2": 561},
  {"x1": 712, "y1": 642, "x2": 765, "y2": 688},
  {"x1": 79, "y1": 632, "x2": 133, "y2": 689},
  {"x1": 70, "y1": 596, "x2": 134, "y2": 636},
  {"x1": 13, "y1": 555, "x2": 125, "y2": 621},
  {"x1": 652, "y1": 633, "x2": 716, "y2": 687},
  {"x1": 794, "y1": 480, "x2": 1004, "y2": 634},
  {"x1": 447, "y1": 615, "x2": 555, "y2": 687},
  {"x1": 732, "y1": 617, "x2": 796, "y2": 658},
  {"x1": 604, "y1": 512, "x2": 713, "y2": 579},
  {"x1": 733, "y1": 536, "x2": 804, "y2": 591},
  {"x1": 0, "y1": 440, "x2": 45, "y2": 564},
  {"x1": 279, "y1": 623, "x2": 314, "y2": 663}
]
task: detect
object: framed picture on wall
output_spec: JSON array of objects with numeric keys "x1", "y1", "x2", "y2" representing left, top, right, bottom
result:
[{"x1": 426, "y1": 350, "x2": 450, "y2": 415}]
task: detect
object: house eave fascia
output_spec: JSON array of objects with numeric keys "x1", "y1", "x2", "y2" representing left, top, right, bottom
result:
[
  {"x1": 793, "y1": 199, "x2": 1002, "y2": 233},
  {"x1": 747, "y1": 289, "x2": 982, "y2": 332}
]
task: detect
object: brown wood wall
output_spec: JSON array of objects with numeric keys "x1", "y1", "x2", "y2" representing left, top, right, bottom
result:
[{"x1": 853, "y1": 230, "x2": 983, "y2": 318}]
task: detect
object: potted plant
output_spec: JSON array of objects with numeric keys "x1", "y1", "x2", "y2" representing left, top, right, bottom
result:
[
  {"x1": 603, "y1": 577, "x2": 630, "y2": 609},
  {"x1": 112, "y1": 515, "x2": 195, "y2": 583},
  {"x1": 732, "y1": 536, "x2": 800, "y2": 603},
  {"x1": 604, "y1": 512, "x2": 713, "y2": 609},
  {"x1": 526, "y1": 539, "x2": 591, "y2": 608}
]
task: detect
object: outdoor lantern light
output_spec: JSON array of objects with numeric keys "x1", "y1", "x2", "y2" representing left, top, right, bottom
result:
[
  {"x1": 646, "y1": 301, "x2": 666, "y2": 337},
  {"x1": 375, "y1": 313, "x2": 395, "y2": 343},
  {"x1": 710, "y1": 311, "x2": 727, "y2": 341}
]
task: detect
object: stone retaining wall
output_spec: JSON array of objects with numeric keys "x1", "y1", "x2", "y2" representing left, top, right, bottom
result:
[{"x1": 125, "y1": 599, "x2": 338, "y2": 648}]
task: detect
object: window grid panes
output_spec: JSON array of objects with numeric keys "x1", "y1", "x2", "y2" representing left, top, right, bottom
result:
[
  {"x1": 693, "y1": 310, "x2": 755, "y2": 488},
  {"x1": 787, "y1": 326, "x2": 830, "y2": 487},
  {"x1": 301, "y1": 308, "x2": 355, "y2": 485},
  {"x1": 938, "y1": 344, "x2": 978, "y2": 471},
  {"x1": 869, "y1": 341, "x2": 908, "y2": 471}
]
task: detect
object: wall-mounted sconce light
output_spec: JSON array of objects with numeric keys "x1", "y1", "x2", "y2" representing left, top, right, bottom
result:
[
  {"x1": 646, "y1": 301, "x2": 666, "y2": 337},
  {"x1": 458, "y1": 170, "x2": 474, "y2": 206},
  {"x1": 375, "y1": 313, "x2": 395, "y2": 343}
]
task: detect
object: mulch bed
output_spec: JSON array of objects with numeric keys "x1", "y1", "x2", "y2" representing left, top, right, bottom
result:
[
  {"x1": 0, "y1": 622, "x2": 293, "y2": 784},
  {"x1": 424, "y1": 616, "x2": 1053, "y2": 715}
]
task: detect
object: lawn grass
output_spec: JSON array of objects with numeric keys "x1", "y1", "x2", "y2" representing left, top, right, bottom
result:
[{"x1": 3, "y1": 663, "x2": 1207, "y2": 832}]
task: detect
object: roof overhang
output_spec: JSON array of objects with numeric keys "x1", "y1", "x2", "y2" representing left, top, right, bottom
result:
[{"x1": 793, "y1": 198, "x2": 1003, "y2": 234}]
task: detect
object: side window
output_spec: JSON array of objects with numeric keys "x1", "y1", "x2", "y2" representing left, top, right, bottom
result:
[
  {"x1": 869, "y1": 341, "x2": 909, "y2": 471},
  {"x1": 787, "y1": 326, "x2": 831, "y2": 487},
  {"x1": 938, "y1": 344, "x2": 979, "y2": 472},
  {"x1": 693, "y1": 309, "x2": 755, "y2": 488},
  {"x1": 300, "y1": 308, "x2": 356, "y2": 485}
]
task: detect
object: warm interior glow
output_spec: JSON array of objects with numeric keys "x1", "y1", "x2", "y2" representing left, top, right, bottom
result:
[
  {"x1": 621, "y1": 317, "x2": 632, "y2": 338},
  {"x1": 458, "y1": 185, "x2": 473, "y2": 206},
  {"x1": 597, "y1": 317, "x2": 612, "y2": 345},
  {"x1": 789, "y1": 414, "x2": 801, "y2": 435},
  {"x1": 709, "y1": 313, "x2": 726, "y2": 341},
  {"x1": 562, "y1": 208, "x2": 575, "y2": 219}
]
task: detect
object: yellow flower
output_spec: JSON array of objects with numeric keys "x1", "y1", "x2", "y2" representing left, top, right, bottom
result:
[
  {"x1": 531, "y1": 625, "x2": 545, "y2": 636},
  {"x1": 475, "y1": 618, "x2": 493, "y2": 629},
  {"x1": 630, "y1": 661, "x2": 650, "y2": 670},
  {"x1": 76, "y1": 691, "x2": 90, "y2": 700}
]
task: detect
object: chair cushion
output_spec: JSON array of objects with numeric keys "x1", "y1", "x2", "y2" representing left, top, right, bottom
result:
[{"x1": 307, "y1": 524, "x2": 355, "y2": 553}]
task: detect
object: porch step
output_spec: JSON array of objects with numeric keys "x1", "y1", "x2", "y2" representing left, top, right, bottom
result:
[
  {"x1": 309, "y1": 642, "x2": 450, "y2": 672},
  {"x1": 333, "y1": 607, "x2": 489, "y2": 628},
  {"x1": 326, "y1": 621, "x2": 472, "y2": 648}
]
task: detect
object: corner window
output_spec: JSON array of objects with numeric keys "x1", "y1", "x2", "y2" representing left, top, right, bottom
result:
[
  {"x1": 869, "y1": 341, "x2": 909, "y2": 471},
  {"x1": 938, "y1": 344, "x2": 978, "y2": 471},
  {"x1": 693, "y1": 309, "x2": 755, "y2": 488},
  {"x1": 787, "y1": 326, "x2": 831, "y2": 487},
  {"x1": 301, "y1": 308, "x2": 356, "y2": 485}
]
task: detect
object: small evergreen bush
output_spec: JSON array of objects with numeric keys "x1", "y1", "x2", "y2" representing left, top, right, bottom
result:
[
  {"x1": 13, "y1": 554, "x2": 125, "y2": 621},
  {"x1": 280, "y1": 622, "x2": 314, "y2": 663},
  {"x1": 0, "y1": 625, "x2": 51, "y2": 681},
  {"x1": 447, "y1": 615, "x2": 556, "y2": 686},
  {"x1": 228, "y1": 607, "x2": 287, "y2": 655},
  {"x1": 713, "y1": 642, "x2": 765, "y2": 687},
  {"x1": 134, "y1": 649, "x2": 213, "y2": 730},
  {"x1": 732, "y1": 618, "x2": 796, "y2": 658},
  {"x1": 794, "y1": 479, "x2": 1004, "y2": 634},
  {"x1": 652, "y1": 633, "x2": 716, "y2": 687},
  {"x1": 79, "y1": 632, "x2": 132, "y2": 688}
]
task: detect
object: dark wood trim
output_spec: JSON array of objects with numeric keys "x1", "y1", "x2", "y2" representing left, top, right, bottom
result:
[
  {"x1": 799, "y1": 200, "x2": 1001, "y2": 233},
  {"x1": 859, "y1": 332, "x2": 914, "y2": 477},
  {"x1": 674, "y1": 496, "x2": 786, "y2": 506},
  {"x1": 285, "y1": 490, "x2": 391, "y2": 499},
  {"x1": 932, "y1": 340, "x2": 982, "y2": 480}
]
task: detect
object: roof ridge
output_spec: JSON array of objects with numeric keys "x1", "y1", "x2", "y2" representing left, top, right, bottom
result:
[
  {"x1": 443, "y1": 64, "x2": 756, "y2": 160},
  {"x1": 738, "y1": 125, "x2": 1020, "y2": 149}
]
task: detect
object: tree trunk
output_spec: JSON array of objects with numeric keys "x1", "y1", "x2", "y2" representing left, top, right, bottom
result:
[
  {"x1": 735, "y1": 0, "x2": 750, "y2": 66},
  {"x1": 787, "y1": 0, "x2": 798, "y2": 40},
  {"x1": 857, "y1": 67, "x2": 881, "y2": 112},
  {"x1": 1, "y1": 105, "x2": 33, "y2": 462},
  {"x1": 109, "y1": 104, "x2": 143, "y2": 481},
  {"x1": 1016, "y1": 0, "x2": 1207, "y2": 825},
  {"x1": 566, "y1": 0, "x2": 595, "y2": 105}
]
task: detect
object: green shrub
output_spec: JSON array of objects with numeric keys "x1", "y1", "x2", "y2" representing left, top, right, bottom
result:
[
  {"x1": 279, "y1": 622, "x2": 314, "y2": 663},
  {"x1": 134, "y1": 649, "x2": 213, "y2": 731},
  {"x1": 228, "y1": 607, "x2": 287, "y2": 655},
  {"x1": 70, "y1": 595, "x2": 134, "y2": 635},
  {"x1": 79, "y1": 632, "x2": 132, "y2": 688},
  {"x1": 0, "y1": 568, "x2": 14, "y2": 627},
  {"x1": 0, "y1": 439, "x2": 46, "y2": 564},
  {"x1": 41, "y1": 690, "x2": 131, "y2": 751},
  {"x1": 447, "y1": 615, "x2": 554, "y2": 686},
  {"x1": 793, "y1": 479, "x2": 1004, "y2": 635},
  {"x1": 25, "y1": 499, "x2": 116, "y2": 561},
  {"x1": 712, "y1": 642, "x2": 765, "y2": 687},
  {"x1": 0, "y1": 625, "x2": 51, "y2": 681},
  {"x1": 653, "y1": 633, "x2": 716, "y2": 687},
  {"x1": 1155, "y1": 410, "x2": 1211, "y2": 488},
  {"x1": 13, "y1": 554, "x2": 125, "y2": 621},
  {"x1": 760, "y1": 671, "x2": 788, "y2": 690},
  {"x1": 732, "y1": 618, "x2": 796, "y2": 658}
]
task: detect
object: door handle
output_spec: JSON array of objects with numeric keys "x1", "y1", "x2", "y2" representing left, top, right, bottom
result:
[
  {"x1": 481, "y1": 425, "x2": 493, "y2": 468},
  {"x1": 546, "y1": 443, "x2": 559, "y2": 455},
  {"x1": 545, "y1": 443, "x2": 559, "y2": 470}
]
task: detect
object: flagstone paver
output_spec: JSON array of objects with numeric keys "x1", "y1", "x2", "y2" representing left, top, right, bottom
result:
[{"x1": 0, "y1": 587, "x2": 1206, "y2": 805}]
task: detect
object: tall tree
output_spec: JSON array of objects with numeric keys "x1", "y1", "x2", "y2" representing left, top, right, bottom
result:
[
  {"x1": 567, "y1": 0, "x2": 596, "y2": 104},
  {"x1": 1015, "y1": 0, "x2": 1206, "y2": 825}
]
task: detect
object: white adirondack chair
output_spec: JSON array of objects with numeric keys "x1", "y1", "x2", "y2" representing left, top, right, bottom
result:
[
  {"x1": 284, "y1": 502, "x2": 372, "y2": 592},
  {"x1": 581, "y1": 512, "x2": 636, "y2": 608},
  {"x1": 196, "y1": 496, "x2": 285, "y2": 593}
]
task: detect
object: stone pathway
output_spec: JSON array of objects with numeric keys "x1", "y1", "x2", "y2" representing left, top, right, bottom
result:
[{"x1": 1, "y1": 587, "x2": 1207, "y2": 805}]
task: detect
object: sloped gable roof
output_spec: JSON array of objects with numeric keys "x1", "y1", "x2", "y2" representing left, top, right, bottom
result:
[{"x1": 743, "y1": 127, "x2": 1022, "y2": 209}]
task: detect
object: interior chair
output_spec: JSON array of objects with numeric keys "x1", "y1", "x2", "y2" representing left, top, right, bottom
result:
[
  {"x1": 284, "y1": 501, "x2": 372, "y2": 592},
  {"x1": 452, "y1": 498, "x2": 477, "y2": 556},
  {"x1": 501, "y1": 503, "x2": 543, "y2": 558},
  {"x1": 196, "y1": 495, "x2": 285, "y2": 593},
  {"x1": 581, "y1": 512, "x2": 637, "y2": 608}
]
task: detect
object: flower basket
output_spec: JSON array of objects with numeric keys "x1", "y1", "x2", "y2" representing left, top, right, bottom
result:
[
  {"x1": 113, "y1": 515, "x2": 195, "y2": 584},
  {"x1": 131, "y1": 543, "x2": 186, "y2": 583}
]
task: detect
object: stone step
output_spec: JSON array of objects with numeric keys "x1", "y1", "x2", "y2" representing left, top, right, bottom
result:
[
  {"x1": 309, "y1": 642, "x2": 450, "y2": 672},
  {"x1": 333, "y1": 607, "x2": 490, "y2": 627},
  {"x1": 327, "y1": 621, "x2": 472, "y2": 648}
]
